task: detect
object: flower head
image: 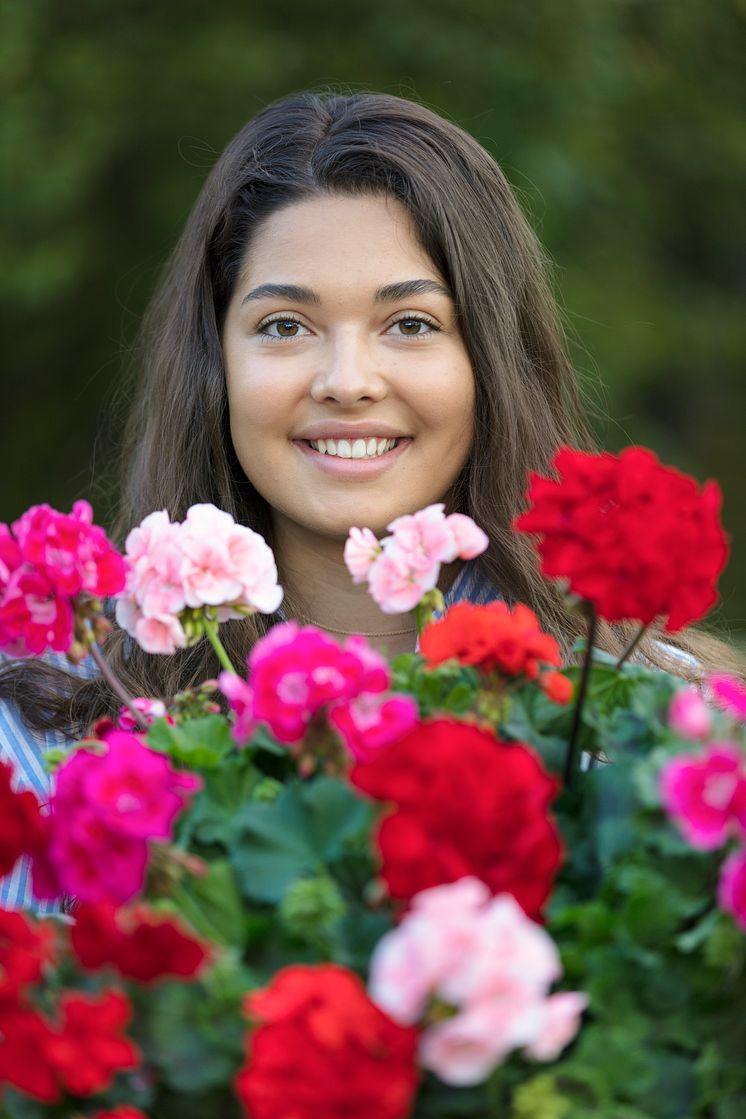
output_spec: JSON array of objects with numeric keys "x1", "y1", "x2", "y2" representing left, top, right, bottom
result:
[
  {"x1": 660, "y1": 742, "x2": 746, "y2": 849},
  {"x1": 515, "y1": 446, "x2": 728, "y2": 632}
]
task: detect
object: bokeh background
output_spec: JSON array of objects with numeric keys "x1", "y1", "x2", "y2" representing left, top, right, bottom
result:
[{"x1": 2, "y1": 0, "x2": 745, "y2": 643}]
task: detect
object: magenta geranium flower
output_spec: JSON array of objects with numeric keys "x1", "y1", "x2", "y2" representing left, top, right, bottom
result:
[
  {"x1": 718, "y1": 847, "x2": 746, "y2": 932},
  {"x1": 33, "y1": 730, "x2": 201, "y2": 906},
  {"x1": 660, "y1": 743, "x2": 746, "y2": 850}
]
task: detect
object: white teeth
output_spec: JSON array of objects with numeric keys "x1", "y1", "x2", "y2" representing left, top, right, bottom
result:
[{"x1": 308, "y1": 437, "x2": 401, "y2": 458}]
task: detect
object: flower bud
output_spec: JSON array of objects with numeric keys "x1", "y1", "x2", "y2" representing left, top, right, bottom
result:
[
  {"x1": 668, "y1": 688, "x2": 713, "y2": 740},
  {"x1": 279, "y1": 874, "x2": 347, "y2": 942}
]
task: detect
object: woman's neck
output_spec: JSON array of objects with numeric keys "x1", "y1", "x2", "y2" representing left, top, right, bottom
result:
[
  {"x1": 274, "y1": 521, "x2": 414, "y2": 652},
  {"x1": 273, "y1": 517, "x2": 462, "y2": 657}
]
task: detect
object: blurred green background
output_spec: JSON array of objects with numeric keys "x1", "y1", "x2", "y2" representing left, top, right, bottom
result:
[{"x1": 2, "y1": 0, "x2": 744, "y2": 641}]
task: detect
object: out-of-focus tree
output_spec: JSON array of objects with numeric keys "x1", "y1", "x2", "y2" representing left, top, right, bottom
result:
[{"x1": 1, "y1": 0, "x2": 744, "y2": 636}]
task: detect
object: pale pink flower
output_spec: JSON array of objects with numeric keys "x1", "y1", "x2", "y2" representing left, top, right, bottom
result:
[
  {"x1": 344, "y1": 527, "x2": 382, "y2": 583},
  {"x1": 219, "y1": 671, "x2": 256, "y2": 745},
  {"x1": 668, "y1": 688, "x2": 713, "y2": 741},
  {"x1": 248, "y1": 623, "x2": 390, "y2": 744},
  {"x1": 660, "y1": 742, "x2": 746, "y2": 849},
  {"x1": 523, "y1": 991, "x2": 588, "y2": 1061},
  {"x1": 444, "y1": 513, "x2": 489, "y2": 559},
  {"x1": 226, "y1": 524, "x2": 284, "y2": 615},
  {"x1": 709, "y1": 673, "x2": 746, "y2": 722},
  {"x1": 329, "y1": 692, "x2": 419, "y2": 761},
  {"x1": 410, "y1": 876, "x2": 492, "y2": 919},
  {"x1": 717, "y1": 846, "x2": 746, "y2": 932},
  {"x1": 419, "y1": 996, "x2": 543, "y2": 1086},
  {"x1": 367, "y1": 547, "x2": 439, "y2": 613},
  {"x1": 118, "y1": 697, "x2": 168, "y2": 731},
  {"x1": 387, "y1": 504, "x2": 459, "y2": 565},
  {"x1": 134, "y1": 610, "x2": 187, "y2": 655},
  {"x1": 438, "y1": 893, "x2": 561, "y2": 1007},
  {"x1": 180, "y1": 504, "x2": 246, "y2": 608}
]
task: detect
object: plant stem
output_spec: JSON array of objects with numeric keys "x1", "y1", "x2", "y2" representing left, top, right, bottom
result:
[
  {"x1": 616, "y1": 622, "x2": 649, "y2": 669},
  {"x1": 563, "y1": 607, "x2": 597, "y2": 787},
  {"x1": 88, "y1": 640, "x2": 146, "y2": 732},
  {"x1": 203, "y1": 615, "x2": 237, "y2": 675}
]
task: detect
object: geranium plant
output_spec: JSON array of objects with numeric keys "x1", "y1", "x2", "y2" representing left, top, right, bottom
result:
[{"x1": 0, "y1": 447, "x2": 744, "y2": 1118}]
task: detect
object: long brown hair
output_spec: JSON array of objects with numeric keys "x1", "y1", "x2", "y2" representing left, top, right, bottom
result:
[{"x1": 4, "y1": 89, "x2": 743, "y2": 736}]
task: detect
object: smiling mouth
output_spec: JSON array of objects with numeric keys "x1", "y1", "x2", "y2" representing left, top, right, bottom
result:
[{"x1": 306, "y1": 437, "x2": 402, "y2": 459}]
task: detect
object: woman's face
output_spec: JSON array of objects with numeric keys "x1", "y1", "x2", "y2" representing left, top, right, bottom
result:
[{"x1": 222, "y1": 193, "x2": 474, "y2": 544}]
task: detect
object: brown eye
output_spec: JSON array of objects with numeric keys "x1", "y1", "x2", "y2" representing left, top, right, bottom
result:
[
  {"x1": 398, "y1": 319, "x2": 423, "y2": 335},
  {"x1": 274, "y1": 320, "x2": 300, "y2": 337}
]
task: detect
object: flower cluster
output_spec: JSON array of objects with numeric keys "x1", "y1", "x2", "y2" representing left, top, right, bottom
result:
[
  {"x1": 421, "y1": 600, "x2": 573, "y2": 703},
  {"x1": 350, "y1": 717, "x2": 562, "y2": 920},
  {"x1": 116, "y1": 504, "x2": 283, "y2": 654},
  {"x1": 662, "y1": 680, "x2": 746, "y2": 930},
  {"x1": 0, "y1": 760, "x2": 46, "y2": 877},
  {"x1": 345, "y1": 504, "x2": 488, "y2": 613},
  {"x1": 0, "y1": 911, "x2": 139, "y2": 1104},
  {"x1": 70, "y1": 901, "x2": 209, "y2": 983},
  {"x1": 370, "y1": 878, "x2": 587, "y2": 1085},
  {"x1": 0, "y1": 501, "x2": 125, "y2": 658},
  {"x1": 515, "y1": 446, "x2": 728, "y2": 631},
  {"x1": 236, "y1": 963, "x2": 419, "y2": 1119},
  {"x1": 220, "y1": 622, "x2": 418, "y2": 761},
  {"x1": 32, "y1": 728, "x2": 201, "y2": 905}
]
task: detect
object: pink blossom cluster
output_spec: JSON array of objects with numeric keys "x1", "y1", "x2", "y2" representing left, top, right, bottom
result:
[
  {"x1": 32, "y1": 728, "x2": 201, "y2": 906},
  {"x1": 219, "y1": 622, "x2": 418, "y2": 758},
  {"x1": 662, "y1": 687, "x2": 746, "y2": 931},
  {"x1": 344, "y1": 505, "x2": 488, "y2": 613},
  {"x1": 368, "y1": 877, "x2": 587, "y2": 1086},
  {"x1": 0, "y1": 502, "x2": 126, "y2": 658},
  {"x1": 116, "y1": 505, "x2": 283, "y2": 654}
]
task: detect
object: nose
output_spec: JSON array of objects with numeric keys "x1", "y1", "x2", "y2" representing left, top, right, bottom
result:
[{"x1": 309, "y1": 328, "x2": 387, "y2": 405}]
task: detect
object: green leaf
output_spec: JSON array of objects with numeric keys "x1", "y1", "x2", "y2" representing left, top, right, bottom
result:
[
  {"x1": 171, "y1": 858, "x2": 248, "y2": 948},
  {"x1": 147, "y1": 714, "x2": 234, "y2": 768},
  {"x1": 230, "y1": 776, "x2": 374, "y2": 904}
]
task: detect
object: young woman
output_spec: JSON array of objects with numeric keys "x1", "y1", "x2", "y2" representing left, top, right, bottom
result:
[{"x1": 1, "y1": 89, "x2": 742, "y2": 909}]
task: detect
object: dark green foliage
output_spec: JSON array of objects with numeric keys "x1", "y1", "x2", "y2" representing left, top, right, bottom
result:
[{"x1": 2, "y1": 2, "x2": 745, "y2": 639}]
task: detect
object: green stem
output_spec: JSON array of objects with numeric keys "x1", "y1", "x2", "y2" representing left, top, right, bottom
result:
[
  {"x1": 616, "y1": 622, "x2": 649, "y2": 670},
  {"x1": 203, "y1": 615, "x2": 238, "y2": 675},
  {"x1": 563, "y1": 606, "x2": 597, "y2": 787},
  {"x1": 88, "y1": 638, "x2": 146, "y2": 732}
]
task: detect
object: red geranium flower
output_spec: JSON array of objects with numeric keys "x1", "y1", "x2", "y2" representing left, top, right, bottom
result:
[
  {"x1": 71, "y1": 901, "x2": 209, "y2": 983},
  {"x1": 349, "y1": 717, "x2": 562, "y2": 920},
  {"x1": 0, "y1": 1002, "x2": 59, "y2": 1102},
  {"x1": 0, "y1": 908, "x2": 55, "y2": 999},
  {"x1": 420, "y1": 601, "x2": 571, "y2": 702},
  {"x1": 236, "y1": 964, "x2": 419, "y2": 1119},
  {"x1": 45, "y1": 988, "x2": 140, "y2": 1098},
  {"x1": 0, "y1": 761, "x2": 47, "y2": 877},
  {"x1": 514, "y1": 445, "x2": 728, "y2": 632}
]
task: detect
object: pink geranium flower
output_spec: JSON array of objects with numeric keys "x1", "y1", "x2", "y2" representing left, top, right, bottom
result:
[
  {"x1": 717, "y1": 847, "x2": 746, "y2": 932},
  {"x1": 368, "y1": 880, "x2": 586, "y2": 1085},
  {"x1": 709, "y1": 673, "x2": 746, "y2": 722},
  {"x1": 343, "y1": 527, "x2": 381, "y2": 583},
  {"x1": 0, "y1": 503, "x2": 124, "y2": 659},
  {"x1": 660, "y1": 743, "x2": 746, "y2": 849},
  {"x1": 33, "y1": 730, "x2": 201, "y2": 906},
  {"x1": 218, "y1": 671, "x2": 256, "y2": 745},
  {"x1": 117, "y1": 504, "x2": 283, "y2": 655},
  {"x1": 328, "y1": 692, "x2": 419, "y2": 761},
  {"x1": 118, "y1": 697, "x2": 169, "y2": 732},
  {"x1": 345, "y1": 504, "x2": 488, "y2": 614},
  {"x1": 247, "y1": 623, "x2": 390, "y2": 744},
  {"x1": 668, "y1": 688, "x2": 713, "y2": 741}
]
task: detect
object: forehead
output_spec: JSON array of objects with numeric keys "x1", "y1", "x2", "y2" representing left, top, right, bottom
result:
[{"x1": 240, "y1": 193, "x2": 441, "y2": 290}]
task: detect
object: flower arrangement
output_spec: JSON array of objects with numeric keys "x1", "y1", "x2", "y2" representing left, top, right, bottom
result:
[{"x1": 0, "y1": 446, "x2": 744, "y2": 1118}]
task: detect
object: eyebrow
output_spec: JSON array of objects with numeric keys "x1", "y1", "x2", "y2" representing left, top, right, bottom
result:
[{"x1": 240, "y1": 278, "x2": 452, "y2": 307}]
